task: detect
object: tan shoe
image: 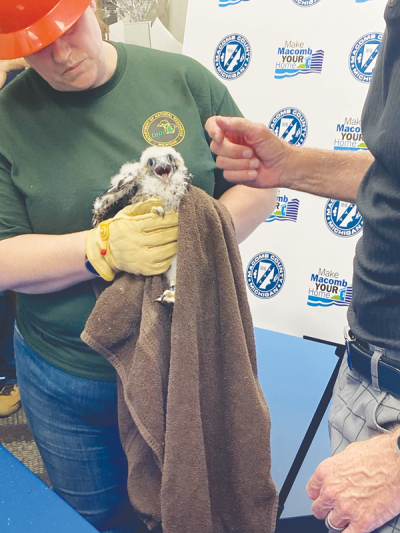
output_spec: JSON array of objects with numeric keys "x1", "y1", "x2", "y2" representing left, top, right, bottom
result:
[{"x1": 0, "y1": 384, "x2": 21, "y2": 417}]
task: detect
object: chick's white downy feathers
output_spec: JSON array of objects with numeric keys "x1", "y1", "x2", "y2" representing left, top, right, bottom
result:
[
  {"x1": 92, "y1": 146, "x2": 192, "y2": 303},
  {"x1": 92, "y1": 146, "x2": 191, "y2": 226}
]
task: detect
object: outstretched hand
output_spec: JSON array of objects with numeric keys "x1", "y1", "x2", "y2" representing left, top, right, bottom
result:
[
  {"x1": 205, "y1": 115, "x2": 294, "y2": 189},
  {"x1": 307, "y1": 431, "x2": 400, "y2": 533}
]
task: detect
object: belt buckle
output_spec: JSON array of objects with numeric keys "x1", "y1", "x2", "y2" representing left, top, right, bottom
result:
[{"x1": 344, "y1": 326, "x2": 355, "y2": 370}]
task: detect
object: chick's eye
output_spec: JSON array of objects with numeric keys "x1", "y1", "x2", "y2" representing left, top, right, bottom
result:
[
  {"x1": 148, "y1": 158, "x2": 155, "y2": 167},
  {"x1": 168, "y1": 155, "x2": 174, "y2": 164}
]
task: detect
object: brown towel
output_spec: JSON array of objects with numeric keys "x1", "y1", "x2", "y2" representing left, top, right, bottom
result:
[{"x1": 81, "y1": 185, "x2": 278, "y2": 533}]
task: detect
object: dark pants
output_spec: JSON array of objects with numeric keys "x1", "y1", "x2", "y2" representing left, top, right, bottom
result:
[{"x1": 0, "y1": 291, "x2": 16, "y2": 384}]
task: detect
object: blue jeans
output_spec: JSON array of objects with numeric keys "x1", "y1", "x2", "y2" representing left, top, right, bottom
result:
[
  {"x1": 14, "y1": 326, "x2": 146, "y2": 533},
  {"x1": 0, "y1": 291, "x2": 16, "y2": 385}
]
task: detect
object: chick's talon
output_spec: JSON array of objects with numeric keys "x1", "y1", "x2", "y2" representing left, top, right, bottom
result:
[
  {"x1": 152, "y1": 206, "x2": 165, "y2": 217},
  {"x1": 156, "y1": 288, "x2": 175, "y2": 305}
]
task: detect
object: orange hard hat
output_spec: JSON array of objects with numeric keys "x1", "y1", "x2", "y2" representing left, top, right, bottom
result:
[{"x1": 0, "y1": 0, "x2": 92, "y2": 60}]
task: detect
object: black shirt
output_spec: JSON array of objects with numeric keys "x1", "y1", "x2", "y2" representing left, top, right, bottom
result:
[{"x1": 348, "y1": 0, "x2": 400, "y2": 349}]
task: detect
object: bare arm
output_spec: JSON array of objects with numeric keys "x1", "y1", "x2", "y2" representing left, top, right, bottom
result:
[
  {"x1": 0, "y1": 232, "x2": 94, "y2": 294},
  {"x1": 219, "y1": 184, "x2": 276, "y2": 244},
  {"x1": 285, "y1": 145, "x2": 373, "y2": 203},
  {"x1": 206, "y1": 116, "x2": 374, "y2": 203},
  {"x1": 0, "y1": 182, "x2": 274, "y2": 293}
]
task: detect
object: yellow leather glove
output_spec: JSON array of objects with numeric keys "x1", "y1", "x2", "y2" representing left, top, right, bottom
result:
[{"x1": 86, "y1": 198, "x2": 179, "y2": 281}]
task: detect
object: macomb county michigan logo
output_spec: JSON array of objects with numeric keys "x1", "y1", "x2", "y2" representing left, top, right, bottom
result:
[
  {"x1": 292, "y1": 0, "x2": 322, "y2": 7},
  {"x1": 307, "y1": 268, "x2": 353, "y2": 308},
  {"x1": 266, "y1": 190, "x2": 300, "y2": 223},
  {"x1": 214, "y1": 34, "x2": 251, "y2": 80},
  {"x1": 349, "y1": 32, "x2": 383, "y2": 83},
  {"x1": 143, "y1": 111, "x2": 185, "y2": 147},
  {"x1": 269, "y1": 108, "x2": 308, "y2": 146},
  {"x1": 275, "y1": 40, "x2": 324, "y2": 79},
  {"x1": 219, "y1": 0, "x2": 250, "y2": 5},
  {"x1": 246, "y1": 252, "x2": 285, "y2": 299},
  {"x1": 325, "y1": 199, "x2": 363, "y2": 238}
]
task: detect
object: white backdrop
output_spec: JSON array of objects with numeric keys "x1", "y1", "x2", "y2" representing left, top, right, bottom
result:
[{"x1": 183, "y1": 0, "x2": 387, "y2": 345}]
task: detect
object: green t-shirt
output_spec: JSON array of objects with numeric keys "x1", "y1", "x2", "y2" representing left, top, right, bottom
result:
[{"x1": 0, "y1": 42, "x2": 241, "y2": 380}]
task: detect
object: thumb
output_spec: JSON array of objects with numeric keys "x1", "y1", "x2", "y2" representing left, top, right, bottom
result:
[
  {"x1": 216, "y1": 115, "x2": 249, "y2": 132},
  {"x1": 306, "y1": 473, "x2": 323, "y2": 500},
  {"x1": 216, "y1": 116, "x2": 271, "y2": 148}
]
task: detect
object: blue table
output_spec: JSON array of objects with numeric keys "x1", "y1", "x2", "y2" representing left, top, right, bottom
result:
[
  {"x1": 0, "y1": 445, "x2": 97, "y2": 532},
  {"x1": 255, "y1": 328, "x2": 339, "y2": 531}
]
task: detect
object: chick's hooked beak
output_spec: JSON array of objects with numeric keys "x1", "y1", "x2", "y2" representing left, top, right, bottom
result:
[
  {"x1": 147, "y1": 154, "x2": 177, "y2": 181},
  {"x1": 155, "y1": 163, "x2": 172, "y2": 180}
]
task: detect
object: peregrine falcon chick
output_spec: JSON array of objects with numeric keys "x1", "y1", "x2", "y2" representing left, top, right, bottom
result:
[{"x1": 92, "y1": 146, "x2": 192, "y2": 304}]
